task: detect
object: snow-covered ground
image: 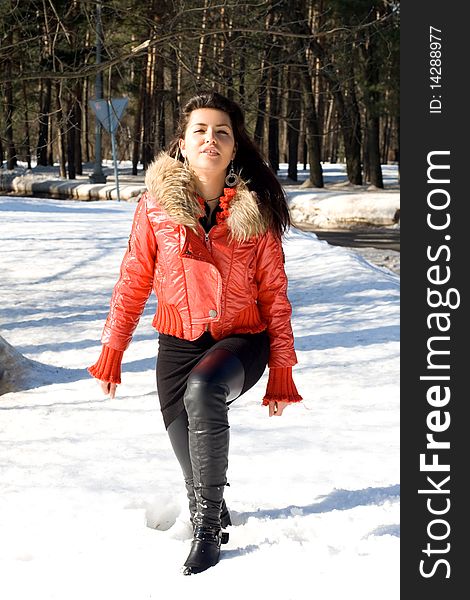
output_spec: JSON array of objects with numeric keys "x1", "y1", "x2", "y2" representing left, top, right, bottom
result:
[
  {"x1": 0, "y1": 165, "x2": 399, "y2": 599},
  {"x1": 287, "y1": 164, "x2": 399, "y2": 229}
]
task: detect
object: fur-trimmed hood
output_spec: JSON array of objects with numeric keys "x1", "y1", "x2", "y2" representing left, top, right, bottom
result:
[{"x1": 144, "y1": 151, "x2": 269, "y2": 241}]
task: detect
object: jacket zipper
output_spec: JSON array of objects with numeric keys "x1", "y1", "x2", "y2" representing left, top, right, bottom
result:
[
  {"x1": 205, "y1": 233, "x2": 210, "y2": 333},
  {"x1": 204, "y1": 230, "x2": 212, "y2": 252},
  {"x1": 203, "y1": 229, "x2": 212, "y2": 332}
]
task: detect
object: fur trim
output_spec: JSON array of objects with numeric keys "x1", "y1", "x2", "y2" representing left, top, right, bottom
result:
[
  {"x1": 144, "y1": 152, "x2": 201, "y2": 230},
  {"x1": 144, "y1": 151, "x2": 269, "y2": 240}
]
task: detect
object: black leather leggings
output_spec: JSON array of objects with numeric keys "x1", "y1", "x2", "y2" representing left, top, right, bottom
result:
[
  {"x1": 162, "y1": 333, "x2": 269, "y2": 528},
  {"x1": 167, "y1": 348, "x2": 245, "y2": 482}
]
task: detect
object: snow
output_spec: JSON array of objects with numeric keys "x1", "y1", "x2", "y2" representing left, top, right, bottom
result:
[
  {"x1": 0, "y1": 164, "x2": 399, "y2": 599},
  {"x1": 288, "y1": 164, "x2": 400, "y2": 229}
]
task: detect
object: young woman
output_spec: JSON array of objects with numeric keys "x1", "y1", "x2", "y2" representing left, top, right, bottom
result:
[{"x1": 88, "y1": 90, "x2": 302, "y2": 575}]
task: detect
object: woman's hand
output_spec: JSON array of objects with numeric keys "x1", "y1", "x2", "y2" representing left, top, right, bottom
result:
[
  {"x1": 100, "y1": 380, "x2": 118, "y2": 399},
  {"x1": 268, "y1": 400, "x2": 289, "y2": 417}
]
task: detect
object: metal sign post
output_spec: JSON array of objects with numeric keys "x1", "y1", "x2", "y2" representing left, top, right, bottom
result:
[{"x1": 89, "y1": 98, "x2": 128, "y2": 201}]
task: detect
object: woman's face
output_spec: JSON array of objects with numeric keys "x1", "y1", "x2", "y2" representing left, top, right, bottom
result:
[{"x1": 179, "y1": 108, "x2": 236, "y2": 178}]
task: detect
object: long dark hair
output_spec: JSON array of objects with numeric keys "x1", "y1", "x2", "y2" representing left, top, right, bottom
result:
[{"x1": 167, "y1": 91, "x2": 291, "y2": 237}]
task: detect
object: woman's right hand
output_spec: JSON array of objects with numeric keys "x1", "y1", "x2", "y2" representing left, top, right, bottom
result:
[{"x1": 100, "y1": 380, "x2": 118, "y2": 399}]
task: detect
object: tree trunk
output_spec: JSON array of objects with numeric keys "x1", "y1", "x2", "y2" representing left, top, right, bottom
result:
[
  {"x1": 47, "y1": 115, "x2": 54, "y2": 166},
  {"x1": 381, "y1": 114, "x2": 391, "y2": 165},
  {"x1": 153, "y1": 5, "x2": 168, "y2": 154},
  {"x1": 83, "y1": 77, "x2": 90, "y2": 164},
  {"x1": 315, "y1": 65, "x2": 325, "y2": 161},
  {"x1": 55, "y1": 83, "x2": 66, "y2": 178},
  {"x1": 37, "y1": 79, "x2": 52, "y2": 166},
  {"x1": 222, "y1": 9, "x2": 234, "y2": 99},
  {"x1": 313, "y1": 3, "x2": 326, "y2": 160},
  {"x1": 171, "y1": 46, "x2": 180, "y2": 129},
  {"x1": 331, "y1": 90, "x2": 363, "y2": 183},
  {"x1": 340, "y1": 68, "x2": 363, "y2": 185},
  {"x1": 22, "y1": 79, "x2": 32, "y2": 169},
  {"x1": 268, "y1": 65, "x2": 280, "y2": 173},
  {"x1": 74, "y1": 82, "x2": 83, "y2": 175},
  {"x1": 142, "y1": 46, "x2": 155, "y2": 169},
  {"x1": 286, "y1": 67, "x2": 301, "y2": 182},
  {"x1": 155, "y1": 50, "x2": 165, "y2": 152},
  {"x1": 196, "y1": 0, "x2": 210, "y2": 82},
  {"x1": 363, "y1": 125, "x2": 370, "y2": 183},
  {"x1": 66, "y1": 95, "x2": 76, "y2": 179},
  {"x1": 254, "y1": 67, "x2": 268, "y2": 150},
  {"x1": 361, "y1": 32, "x2": 383, "y2": 188},
  {"x1": 331, "y1": 131, "x2": 338, "y2": 163},
  {"x1": 132, "y1": 64, "x2": 144, "y2": 175},
  {"x1": 299, "y1": 66, "x2": 323, "y2": 187},
  {"x1": 254, "y1": 10, "x2": 274, "y2": 149},
  {"x1": 323, "y1": 98, "x2": 334, "y2": 162},
  {"x1": 3, "y1": 45, "x2": 17, "y2": 169},
  {"x1": 366, "y1": 112, "x2": 383, "y2": 187}
]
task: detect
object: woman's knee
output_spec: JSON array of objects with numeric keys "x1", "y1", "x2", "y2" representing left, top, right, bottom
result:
[
  {"x1": 183, "y1": 349, "x2": 245, "y2": 417},
  {"x1": 183, "y1": 372, "x2": 229, "y2": 419}
]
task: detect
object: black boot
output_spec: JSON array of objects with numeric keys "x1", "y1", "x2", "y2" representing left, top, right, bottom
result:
[
  {"x1": 167, "y1": 411, "x2": 232, "y2": 544},
  {"x1": 182, "y1": 436, "x2": 228, "y2": 575},
  {"x1": 183, "y1": 484, "x2": 227, "y2": 574},
  {"x1": 186, "y1": 480, "x2": 232, "y2": 531},
  {"x1": 220, "y1": 496, "x2": 232, "y2": 529},
  {"x1": 184, "y1": 479, "x2": 197, "y2": 526},
  {"x1": 182, "y1": 349, "x2": 244, "y2": 575},
  {"x1": 182, "y1": 526, "x2": 222, "y2": 575}
]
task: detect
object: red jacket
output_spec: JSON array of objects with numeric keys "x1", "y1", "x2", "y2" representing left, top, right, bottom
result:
[{"x1": 89, "y1": 153, "x2": 302, "y2": 405}]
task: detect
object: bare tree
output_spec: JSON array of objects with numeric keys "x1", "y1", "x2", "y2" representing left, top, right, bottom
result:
[{"x1": 0, "y1": 0, "x2": 399, "y2": 187}]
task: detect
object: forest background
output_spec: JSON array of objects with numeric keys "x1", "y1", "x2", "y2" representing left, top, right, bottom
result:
[{"x1": 0, "y1": 0, "x2": 399, "y2": 189}]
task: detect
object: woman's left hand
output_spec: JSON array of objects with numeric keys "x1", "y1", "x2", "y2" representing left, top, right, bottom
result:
[{"x1": 268, "y1": 400, "x2": 289, "y2": 417}]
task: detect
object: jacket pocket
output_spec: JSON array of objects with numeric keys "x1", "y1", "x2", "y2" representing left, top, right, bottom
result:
[{"x1": 181, "y1": 257, "x2": 222, "y2": 324}]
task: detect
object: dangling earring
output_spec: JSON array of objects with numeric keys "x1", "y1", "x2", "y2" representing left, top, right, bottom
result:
[
  {"x1": 175, "y1": 146, "x2": 183, "y2": 162},
  {"x1": 182, "y1": 153, "x2": 189, "y2": 168},
  {"x1": 225, "y1": 161, "x2": 239, "y2": 187}
]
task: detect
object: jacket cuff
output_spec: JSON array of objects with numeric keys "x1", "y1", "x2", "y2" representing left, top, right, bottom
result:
[
  {"x1": 88, "y1": 345, "x2": 124, "y2": 384},
  {"x1": 261, "y1": 366, "x2": 303, "y2": 406}
]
